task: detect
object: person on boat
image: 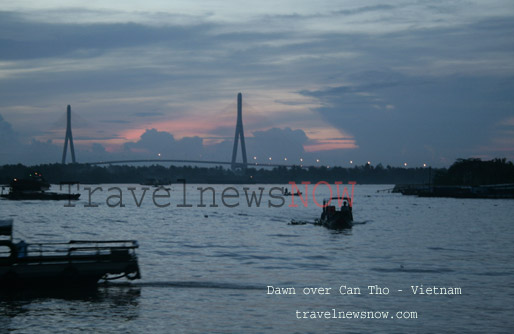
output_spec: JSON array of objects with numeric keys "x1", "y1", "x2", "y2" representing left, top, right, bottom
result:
[
  {"x1": 16, "y1": 240, "x2": 27, "y2": 258},
  {"x1": 341, "y1": 200, "x2": 350, "y2": 212}
]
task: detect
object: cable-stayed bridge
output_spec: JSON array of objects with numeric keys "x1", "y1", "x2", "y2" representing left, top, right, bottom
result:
[
  {"x1": 62, "y1": 93, "x2": 316, "y2": 170},
  {"x1": 86, "y1": 159, "x2": 318, "y2": 169}
]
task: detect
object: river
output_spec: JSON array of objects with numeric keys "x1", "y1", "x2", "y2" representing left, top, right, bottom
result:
[{"x1": 1, "y1": 183, "x2": 513, "y2": 333}]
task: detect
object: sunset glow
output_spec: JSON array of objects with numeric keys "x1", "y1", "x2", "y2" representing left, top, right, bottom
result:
[{"x1": 304, "y1": 139, "x2": 357, "y2": 152}]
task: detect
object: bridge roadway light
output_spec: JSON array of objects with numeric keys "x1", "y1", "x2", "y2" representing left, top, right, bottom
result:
[
  {"x1": 316, "y1": 159, "x2": 320, "y2": 163},
  {"x1": 300, "y1": 158, "x2": 303, "y2": 162},
  {"x1": 350, "y1": 160, "x2": 353, "y2": 164},
  {"x1": 269, "y1": 157, "x2": 272, "y2": 161},
  {"x1": 404, "y1": 162, "x2": 408, "y2": 167},
  {"x1": 284, "y1": 157, "x2": 287, "y2": 161},
  {"x1": 423, "y1": 163, "x2": 427, "y2": 167}
]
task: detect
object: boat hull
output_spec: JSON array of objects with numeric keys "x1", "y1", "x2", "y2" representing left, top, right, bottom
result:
[
  {"x1": 0, "y1": 239, "x2": 141, "y2": 288},
  {"x1": 320, "y1": 211, "x2": 353, "y2": 229},
  {"x1": 319, "y1": 205, "x2": 353, "y2": 230},
  {"x1": 0, "y1": 260, "x2": 139, "y2": 287},
  {"x1": 1, "y1": 192, "x2": 80, "y2": 201}
]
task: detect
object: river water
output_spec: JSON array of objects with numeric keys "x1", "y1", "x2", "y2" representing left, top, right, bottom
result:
[{"x1": 1, "y1": 183, "x2": 513, "y2": 333}]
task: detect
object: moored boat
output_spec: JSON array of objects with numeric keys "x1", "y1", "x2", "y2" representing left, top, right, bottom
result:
[
  {"x1": 1, "y1": 191, "x2": 80, "y2": 201},
  {"x1": 0, "y1": 219, "x2": 141, "y2": 287},
  {"x1": 0, "y1": 173, "x2": 80, "y2": 201}
]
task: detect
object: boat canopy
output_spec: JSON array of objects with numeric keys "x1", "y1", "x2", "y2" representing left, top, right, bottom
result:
[
  {"x1": 0, "y1": 219, "x2": 13, "y2": 237},
  {"x1": 323, "y1": 197, "x2": 352, "y2": 207}
]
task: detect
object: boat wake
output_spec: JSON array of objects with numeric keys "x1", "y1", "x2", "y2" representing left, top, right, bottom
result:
[
  {"x1": 288, "y1": 219, "x2": 316, "y2": 225},
  {"x1": 371, "y1": 267, "x2": 454, "y2": 274},
  {"x1": 289, "y1": 219, "x2": 370, "y2": 226},
  {"x1": 105, "y1": 281, "x2": 262, "y2": 291},
  {"x1": 352, "y1": 220, "x2": 370, "y2": 225}
]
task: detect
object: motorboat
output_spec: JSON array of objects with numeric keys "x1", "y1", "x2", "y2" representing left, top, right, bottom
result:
[
  {"x1": 318, "y1": 197, "x2": 353, "y2": 229},
  {"x1": 283, "y1": 188, "x2": 302, "y2": 196}
]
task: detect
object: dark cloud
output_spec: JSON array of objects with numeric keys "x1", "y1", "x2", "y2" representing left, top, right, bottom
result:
[
  {"x1": 333, "y1": 4, "x2": 396, "y2": 16},
  {"x1": 0, "y1": 114, "x2": 17, "y2": 142},
  {"x1": 124, "y1": 129, "x2": 175, "y2": 154},
  {"x1": 208, "y1": 126, "x2": 235, "y2": 137},
  {"x1": 132, "y1": 112, "x2": 164, "y2": 117},
  {"x1": 0, "y1": 114, "x2": 20, "y2": 163},
  {"x1": 72, "y1": 135, "x2": 123, "y2": 141},
  {"x1": 25, "y1": 139, "x2": 62, "y2": 164},
  {"x1": 261, "y1": 4, "x2": 396, "y2": 21},
  {"x1": 101, "y1": 119, "x2": 132, "y2": 124},
  {"x1": 0, "y1": 114, "x2": 67, "y2": 164},
  {"x1": 274, "y1": 99, "x2": 315, "y2": 106},
  {"x1": 250, "y1": 127, "x2": 308, "y2": 159},
  {"x1": 301, "y1": 74, "x2": 513, "y2": 164},
  {"x1": 123, "y1": 128, "x2": 204, "y2": 160},
  {"x1": 91, "y1": 143, "x2": 106, "y2": 153},
  {"x1": 0, "y1": 114, "x2": 334, "y2": 165},
  {"x1": 0, "y1": 11, "x2": 217, "y2": 61}
]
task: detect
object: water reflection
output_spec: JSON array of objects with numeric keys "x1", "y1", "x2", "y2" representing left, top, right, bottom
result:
[{"x1": 0, "y1": 285, "x2": 141, "y2": 328}]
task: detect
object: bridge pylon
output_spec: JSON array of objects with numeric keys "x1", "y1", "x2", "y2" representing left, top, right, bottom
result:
[
  {"x1": 231, "y1": 92, "x2": 248, "y2": 170},
  {"x1": 61, "y1": 105, "x2": 76, "y2": 164}
]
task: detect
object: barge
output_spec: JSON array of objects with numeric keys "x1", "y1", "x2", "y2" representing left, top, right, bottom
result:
[{"x1": 0, "y1": 219, "x2": 141, "y2": 287}]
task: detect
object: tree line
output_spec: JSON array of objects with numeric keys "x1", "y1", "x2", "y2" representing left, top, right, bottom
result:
[{"x1": 0, "y1": 158, "x2": 511, "y2": 185}]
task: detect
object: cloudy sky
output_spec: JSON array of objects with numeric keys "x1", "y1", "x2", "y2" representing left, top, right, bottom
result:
[{"x1": 0, "y1": 0, "x2": 513, "y2": 167}]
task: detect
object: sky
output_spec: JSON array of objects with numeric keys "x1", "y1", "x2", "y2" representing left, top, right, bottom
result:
[{"x1": 0, "y1": 0, "x2": 513, "y2": 167}]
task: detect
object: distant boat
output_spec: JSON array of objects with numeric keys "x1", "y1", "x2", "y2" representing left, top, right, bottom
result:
[
  {"x1": 0, "y1": 172, "x2": 80, "y2": 201},
  {"x1": 6, "y1": 172, "x2": 50, "y2": 191},
  {"x1": 0, "y1": 219, "x2": 141, "y2": 287},
  {"x1": 1, "y1": 192, "x2": 80, "y2": 200},
  {"x1": 282, "y1": 188, "x2": 302, "y2": 196},
  {"x1": 317, "y1": 197, "x2": 353, "y2": 229},
  {"x1": 141, "y1": 178, "x2": 171, "y2": 187},
  {"x1": 393, "y1": 183, "x2": 514, "y2": 199}
]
